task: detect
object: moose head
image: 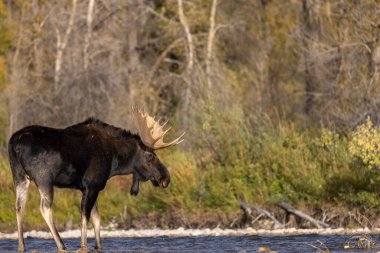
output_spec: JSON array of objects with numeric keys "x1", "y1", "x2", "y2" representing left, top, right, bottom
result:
[{"x1": 129, "y1": 107, "x2": 185, "y2": 195}]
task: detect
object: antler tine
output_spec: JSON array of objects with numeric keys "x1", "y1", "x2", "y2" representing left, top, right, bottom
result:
[
  {"x1": 163, "y1": 126, "x2": 172, "y2": 136},
  {"x1": 172, "y1": 132, "x2": 185, "y2": 144},
  {"x1": 161, "y1": 120, "x2": 169, "y2": 128},
  {"x1": 154, "y1": 131, "x2": 186, "y2": 149},
  {"x1": 153, "y1": 117, "x2": 161, "y2": 128}
]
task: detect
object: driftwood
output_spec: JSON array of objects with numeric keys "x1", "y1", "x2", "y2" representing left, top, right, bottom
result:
[
  {"x1": 239, "y1": 201, "x2": 283, "y2": 229},
  {"x1": 276, "y1": 201, "x2": 330, "y2": 228}
]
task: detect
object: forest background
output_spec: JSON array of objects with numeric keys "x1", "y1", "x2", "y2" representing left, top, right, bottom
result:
[{"x1": 1, "y1": 0, "x2": 380, "y2": 232}]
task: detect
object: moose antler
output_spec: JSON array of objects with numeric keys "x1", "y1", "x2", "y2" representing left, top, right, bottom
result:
[{"x1": 131, "y1": 106, "x2": 185, "y2": 149}]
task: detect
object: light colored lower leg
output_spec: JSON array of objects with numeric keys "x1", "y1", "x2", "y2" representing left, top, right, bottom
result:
[
  {"x1": 39, "y1": 189, "x2": 66, "y2": 251},
  {"x1": 90, "y1": 201, "x2": 101, "y2": 249},
  {"x1": 81, "y1": 214, "x2": 88, "y2": 250},
  {"x1": 80, "y1": 189, "x2": 99, "y2": 251},
  {"x1": 15, "y1": 179, "x2": 30, "y2": 252}
]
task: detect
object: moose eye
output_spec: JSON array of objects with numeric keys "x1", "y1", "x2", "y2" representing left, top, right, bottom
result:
[{"x1": 145, "y1": 153, "x2": 154, "y2": 162}]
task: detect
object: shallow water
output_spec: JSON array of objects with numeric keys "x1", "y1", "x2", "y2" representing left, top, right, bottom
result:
[{"x1": 1, "y1": 234, "x2": 380, "y2": 252}]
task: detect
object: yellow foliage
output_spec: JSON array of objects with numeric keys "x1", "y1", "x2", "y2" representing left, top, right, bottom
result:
[
  {"x1": 0, "y1": 1, "x2": 6, "y2": 17},
  {"x1": 258, "y1": 247, "x2": 278, "y2": 253},
  {"x1": 349, "y1": 117, "x2": 380, "y2": 169}
]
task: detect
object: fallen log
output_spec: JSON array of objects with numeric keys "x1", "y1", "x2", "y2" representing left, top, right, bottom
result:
[
  {"x1": 239, "y1": 201, "x2": 283, "y2": 229},
  {"x1": 276, "y1": 201, "x2": 330, "y2": 228}
]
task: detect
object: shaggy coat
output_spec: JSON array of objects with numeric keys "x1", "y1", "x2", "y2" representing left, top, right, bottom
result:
[{"x1": 8, "y1": 118, "x2": 170, "y2": 251}]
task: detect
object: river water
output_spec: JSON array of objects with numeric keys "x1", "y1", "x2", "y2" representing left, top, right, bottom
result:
[{"x1": 1, "y1": 234, "x2": 380, "y2": 253}]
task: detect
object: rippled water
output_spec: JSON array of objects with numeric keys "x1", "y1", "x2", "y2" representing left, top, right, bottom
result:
[{"x1": 1, "y1": 234, "x2": 380, "y2": 252}]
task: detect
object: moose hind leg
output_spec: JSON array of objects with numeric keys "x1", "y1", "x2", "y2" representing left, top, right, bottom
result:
[
  {"x1": 15, "y1": 178, "x2": 30, "y2": 252},
  {"x1": 90, "y1": 201, "x2": 102, "y2": 250},
  {"x1": 38, "y1": 187, "x2": 66, "y2": 251}
]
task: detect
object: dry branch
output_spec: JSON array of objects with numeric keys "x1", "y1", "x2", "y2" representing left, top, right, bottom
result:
[
  {"x1": 239, "y1": 201, "x2": 283, "y2": 229},
  {"x1": 147, "y1": 38, "x2": 183, "y2": 86},
  {"x1": 277, "y1": 201, "x2": 330, "y2": 228}
]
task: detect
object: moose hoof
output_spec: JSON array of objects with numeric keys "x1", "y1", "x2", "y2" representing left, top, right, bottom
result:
[
  {"x1": 76, "y1": 246, "x2": 88, "y2": 252},
  {"x1": 57, "y1": 244, "x2": 67, "y2": 252}
]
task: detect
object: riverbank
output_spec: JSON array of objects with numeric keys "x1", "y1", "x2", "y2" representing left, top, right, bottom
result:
[{"x1": 1, "y1": 227, "x2": 380, "y2": 240}]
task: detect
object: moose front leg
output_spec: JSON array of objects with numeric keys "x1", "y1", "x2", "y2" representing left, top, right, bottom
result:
[{"x1": 80, "y1": 189, "x2": 99, "y2": 251}]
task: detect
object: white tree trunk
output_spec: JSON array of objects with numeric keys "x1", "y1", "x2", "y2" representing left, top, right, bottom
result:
[
  {"x1": 177, "y1": 0, "x2": 195, "y2": 110},
  {"x1": 54, "y1": 0, "x2": 78, "y2": 92},
  {"x1": 84, "y1": 0, "x2": 95, "y2": 71},
  {"x1": 206, "y1": 0, "x2": 218, "y2": 91},
  {"x1": 177, "y1": 0, "x2": 194, "y2": 72}
]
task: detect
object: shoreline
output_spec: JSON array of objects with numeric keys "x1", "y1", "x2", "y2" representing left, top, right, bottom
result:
[{"x1": 1, "y1": 227, "x2": 380, "y2": 239}]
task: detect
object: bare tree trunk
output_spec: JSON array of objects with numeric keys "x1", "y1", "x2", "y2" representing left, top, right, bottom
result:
[
  {"x1": 31, "y1": 0, "x2": 44, "y2": 88},
  {"x1": 178, "y1": 0, "x2": 194, "y2": 72},
  {"x1": 206, "y1": 0, "x2": 218, "y2": 91},
  {"x1": 301, "y1": 0, "x2": 320, "y2": 116},
  {"x1": 84, "y1": 0, "x2": 95, "y2": 71},
  {"x1": 7, "y1": 2, "x2": 26, "y2": 137},
  {"x1": 54, "y1": 0, "x2": 77, "y2": 93},
  {"x1": 126, "y1": 0, "x2": 144, "y2": 76},
  {"x1": 367, "y1": 39, "x2": 380, "y2": 121},
  {"x1": 6, "y1": 0, "x2": 12, "y2": 20},
  {"x1": 369, "y1": 17, "x2": 380, "y2": 85},
  {"x1": 370, "y1": 43, "x2": 380, "y2": 87},
  {"x1": 177, "y1": 0, "x2": 195, "y2": 110}
]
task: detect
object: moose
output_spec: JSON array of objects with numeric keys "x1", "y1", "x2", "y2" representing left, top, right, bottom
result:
[{"x1": 8, "y1": 107, "x2": 184, "y2": 252}]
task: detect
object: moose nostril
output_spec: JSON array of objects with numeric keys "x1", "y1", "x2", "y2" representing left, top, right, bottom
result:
[{"x1": 161, "y1": 178, "x2": 170, "y2": 188}]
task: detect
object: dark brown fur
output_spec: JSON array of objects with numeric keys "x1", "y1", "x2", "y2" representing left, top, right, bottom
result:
[{"x1": 8, "y1": 118, "x2": 170, "y2": 251}]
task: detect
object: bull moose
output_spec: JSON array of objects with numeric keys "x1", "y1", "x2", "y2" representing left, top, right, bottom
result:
[{"x1": 8, "y1": 107, "x2": 184, "y2": 252}]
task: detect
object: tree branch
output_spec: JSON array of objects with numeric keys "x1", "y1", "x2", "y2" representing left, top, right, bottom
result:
[{"x1": 147, "y1": 38, "x2": 183, "y2": 86}]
